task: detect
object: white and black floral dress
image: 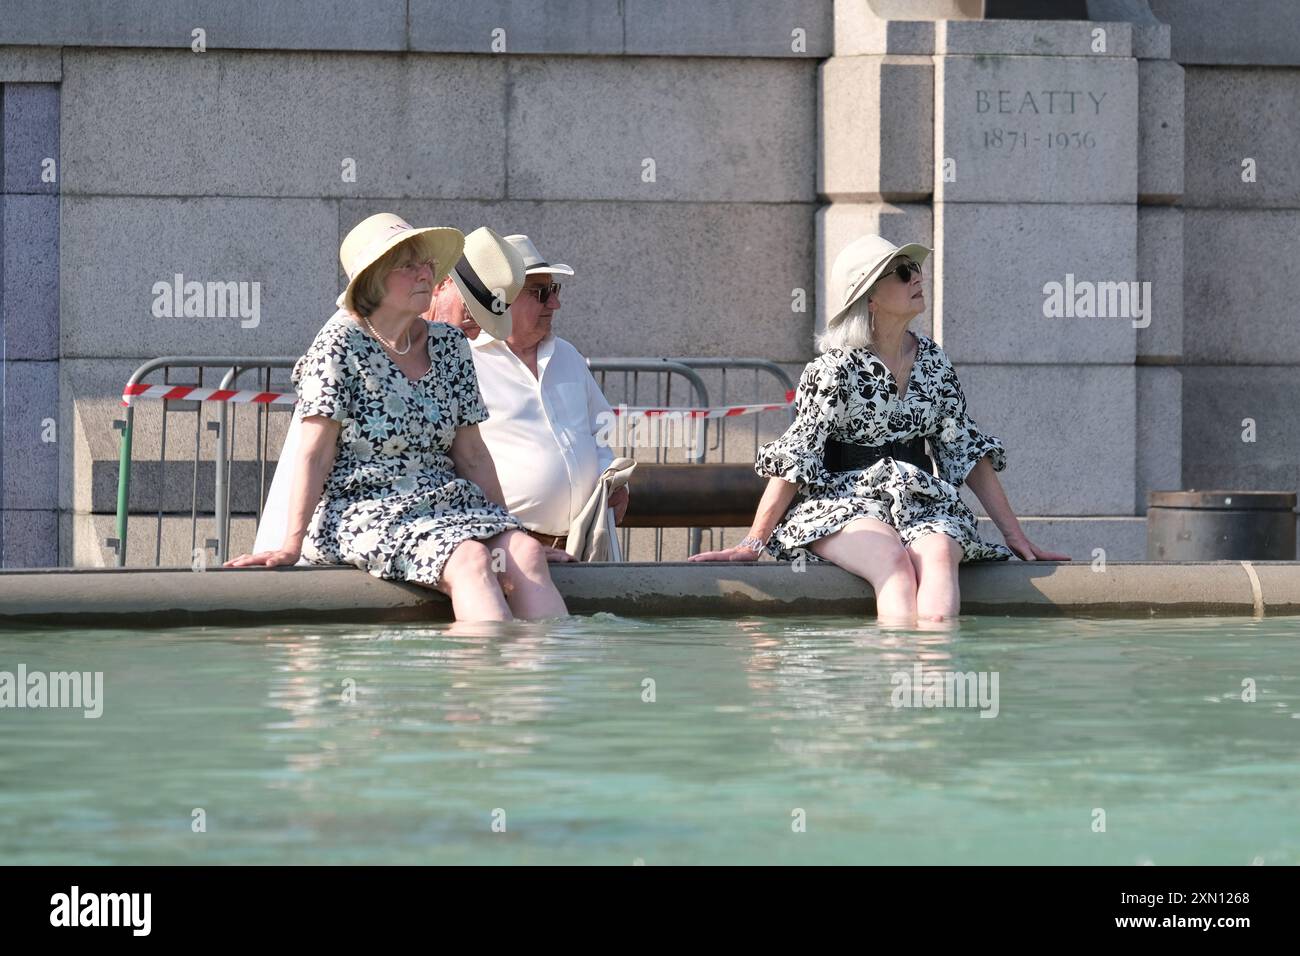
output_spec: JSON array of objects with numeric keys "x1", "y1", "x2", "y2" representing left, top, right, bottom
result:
[
  {"x1": 756, "y1": 333, "x2": 1013, "y2": 563},
  {"x1": 292, "y1": 314, "x2": 524, "y2": 585}
]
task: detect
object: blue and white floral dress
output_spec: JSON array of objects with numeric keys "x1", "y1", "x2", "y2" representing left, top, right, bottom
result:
[
  {"x1": 292, "y1": 313, "x2": 524, "y2": 584},
  {"x1": 756, "y1": 332, "x2": 1013, "y2": 563}
]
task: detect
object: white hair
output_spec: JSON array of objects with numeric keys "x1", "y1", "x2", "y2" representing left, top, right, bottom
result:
[{"x1": 816, "y1": 295, "x2": 875, "y2": 353}]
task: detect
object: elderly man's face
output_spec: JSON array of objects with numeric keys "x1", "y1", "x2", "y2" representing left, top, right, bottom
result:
[
  {"x1": 426, "y1": 276, "x2": 481, "y2": 339},
  {"x1": 508, "y1": 273, "x2": 560, "y2": 350}
]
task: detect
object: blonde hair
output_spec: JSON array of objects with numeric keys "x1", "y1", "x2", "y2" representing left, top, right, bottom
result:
[
  {"x1": 817, "y1": 293, "x2": 876, "y2": 353},
  {"x1": 351, "y1": 240, "x2": 429, "y2": 318}
]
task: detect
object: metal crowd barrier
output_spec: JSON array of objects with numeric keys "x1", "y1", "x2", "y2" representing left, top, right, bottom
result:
[
  {"x1": 113, "y1": 354, "x2": 796, "y2": 567},
  {"x1": 588, "y1": 358, "x2": 795, "y2": 559},
  {"x1": 111, "y1": 357, "x2": 297, "y2": 567}
]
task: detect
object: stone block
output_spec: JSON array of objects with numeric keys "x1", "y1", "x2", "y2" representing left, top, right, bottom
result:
[
  {"x1": 505, "y1": 57, "x2": 815, "y2": 202},
  {"x1": 1135, "y1": 205, "x2": 1181, "y2": 361},
  {"x1": 410, "y1": 0, "x2": 623, "y2": 54},
  {"x1": 1183, "y1": 68, "x2": 1300, "y2": 209},
  {"x1": 934, "y1": 55, "x2": 1138, "y2": 203},
  {"x1": 62, "y1": 357, "x2": 296, "y2": 514},
  {"x1": 71, "y1": 511, "x2": 258, "y2": 568},
  {"x1": 1137, "y1": 59, "x2": 1183, "y2": 203},
  {"x1": 820, "y1": 55, "x2": 933, "y2": 202},
  {"x1": 0, "y1": 46, "x2": 63, "y2": 82},
  {"x1": 60, "y1": 196, "x2": 340, "y2": 358},
  {"x1": 61, "y1": 49, "x2": 506, "y2": 198},
  {"x1": 1130, "y1": 23, "x2": 1171, "y2": 60},
  {"x1": 933, "y1": 202, "x2": 1137, "y2": 364},
  {"x1": 831, "y1": 15, "x2": 936, "y2": 56},
  {"x1": 862, "y1": 1, "x2": 985, "y2": 22},
  {"x1": 1149, "y1": 0, "x2": 1300, "y2": 66},
  {"x1": 1183, "y1": 209, "x2": 1300, "y2": 365},
  {"x1": 816, "y1": 202, "x2": 933, "y2": 341},
  {"x1": 976, "y1": 515, "x2": 1147, "y2": 560},
  {"x1": 1, "y1": 509, "x2": 58, "y2": 568},
  {"x1": 936, "y1": 20, "x2": 1133, "y2": 57},
  {"x1": 1135, "y1": 365, "x2": 1180, "y2": 513},
  {"x1": 1088, "y1": 2, "x2": 1173, "y2": 61},
  {"x1": 2, "y1": 359, "x2": 60, "y2": 510},
  {"x1": 342, "y1": 198, "x2": 816, "y2": 362},
  {"x1": 3, "y1": 194, "x2": 59, "y2": 360},
  {"x1": 956, "y1": 363, "x2": 1136, "y2": 516},
  {"x1": 0, "y1": 1, "x2": 406, "y2": 51},
  {"x1": 1179, "y1": 366, "x2": 1300, "y2": 495},
  {"x1": 624, "y1": 1, "x2": 832, "y2": 57},
  {"x1": 1, "y1": 83, "x2": 59, "y2": 194}
]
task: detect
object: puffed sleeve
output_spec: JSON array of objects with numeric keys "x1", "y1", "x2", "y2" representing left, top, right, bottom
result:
[
  {"x1": 754, "y1": 357, "x2": 842, "y2": 488},
  {"x1": 291, "y1": 320, "x2": 353, "y2": 422},
  {"x1": 447, "y1": 327, "x2": 489, "y2": 428},
  {"x1": 929, "y1": 349, "x2": 1006, "y2": 488}
]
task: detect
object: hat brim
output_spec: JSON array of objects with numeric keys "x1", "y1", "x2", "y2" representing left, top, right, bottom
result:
[
  {"x1": 339, "y1": 227, "x2": 464, "y2": 314},
  {"x1": 449, "y1": 270, "x2": 514, "y2": 341},
  {"x1": 524, "y1": 261, "x2": 574, "y2": 277},
  {"x1": 829, "y1": 243, "x2": 931, "y2": 327}
]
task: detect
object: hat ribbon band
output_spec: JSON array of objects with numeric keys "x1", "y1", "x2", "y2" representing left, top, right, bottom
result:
[{"x1": 455, "y1": 259, "x2": 507, "y2": 315}]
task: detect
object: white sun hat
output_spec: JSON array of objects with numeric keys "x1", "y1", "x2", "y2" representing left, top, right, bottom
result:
[
  {"x1": 828, "y1": 234, "x2": 930, "y2": 327},
  {"x1": 503, "y1": 234, "x2": 575, "y2": 277}
]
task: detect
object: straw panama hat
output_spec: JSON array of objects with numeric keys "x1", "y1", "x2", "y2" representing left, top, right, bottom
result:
[
  {"x1": 828, "y1": 235, "x2": 931, "y2": 327},
  {"x1": 336, "y1": 213, "x2": 464, "y2": 314},
  {"x1": 451, "y1": 226, "x2": 526, "y2": 341},
  {"x1": 503, "y1": 234, "x2": 575, "y2": 277}
]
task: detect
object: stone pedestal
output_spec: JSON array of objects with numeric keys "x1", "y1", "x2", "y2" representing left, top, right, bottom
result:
[{"x1": 821, "y1": 2, "x2": 1184, "y2": 542}]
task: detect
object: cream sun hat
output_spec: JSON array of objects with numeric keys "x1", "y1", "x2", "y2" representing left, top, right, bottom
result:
[
  {"x1": 336, "y1": 213, "x2": 464, "y2": 313},
  {"x1": 828, "y1": 235, "x2": 930, "y2": 327},
  {"x1": 450, "y1": 227, "x2": 526, "y2": 340}
]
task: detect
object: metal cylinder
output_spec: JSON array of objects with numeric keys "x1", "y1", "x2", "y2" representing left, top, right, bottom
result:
[
  {"x1": 622, "y1": 463, "x2": 767, "y2": 528},
  {"x1": 1147, "y1": 490, "x2": 1297, "y2": 560}
]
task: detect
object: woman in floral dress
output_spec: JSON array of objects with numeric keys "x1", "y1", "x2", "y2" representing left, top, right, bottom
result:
[
  {"x1": 691, "y1": 235, "x2": 1068, "y2": 623},
  {"x1": 226, "y1": 214, "x2": 568, "y2": 622}
]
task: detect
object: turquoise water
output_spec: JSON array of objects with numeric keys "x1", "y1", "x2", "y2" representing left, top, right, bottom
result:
[{"x1": 1, "y1": 614, "x2": 1298, "y2": 865}]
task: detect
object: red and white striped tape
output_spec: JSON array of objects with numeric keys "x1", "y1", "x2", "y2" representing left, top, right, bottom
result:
[
  {"x1": 122, "y1": 384, "x2": 796, "y2": 418},
  {"x1": 120, "y1": 383, "x2": 297, "y2": 407},
  {"x1": 618, "y1": 391, "x2": 795, "y2": 420}
]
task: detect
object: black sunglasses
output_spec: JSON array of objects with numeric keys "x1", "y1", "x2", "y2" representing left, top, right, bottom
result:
[
  {"x1": 880, "y1": 259, "x2": 922, "y2": 283},
  {"x1": 524, "y1": 282, "x2": 562, "y2": 302}
]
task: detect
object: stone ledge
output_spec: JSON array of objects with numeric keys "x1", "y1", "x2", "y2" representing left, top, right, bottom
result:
[
  {"x1": 1, "y1": 561, "x2": 1297, "y2": 627},
  {"x1": 0, "y1": 46, "x2": 62, "y2": 82}
]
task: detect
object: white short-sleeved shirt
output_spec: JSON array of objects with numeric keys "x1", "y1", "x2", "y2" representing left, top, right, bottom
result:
[{"x1": 469, "y1": 332, "x2": 614, "y2": 535}]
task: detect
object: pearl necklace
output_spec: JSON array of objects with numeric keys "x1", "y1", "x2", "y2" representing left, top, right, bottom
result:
[{"x1": 362, "y1": 315, "x2": 412, "y2": 355}]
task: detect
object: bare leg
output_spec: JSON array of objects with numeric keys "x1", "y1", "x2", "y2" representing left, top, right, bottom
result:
[
  {"x1": 809, "y1": 517, "x2": 917, "y2": 624},
  {"x1": 907, "y1": 532, "x2": 963, "y2": 622},
  {"x1": 489, "y1": 530, "x2": 569, "y2": 620},
  {"x1": 435, "y1": 540, "x2": 513, "y2": 622}
]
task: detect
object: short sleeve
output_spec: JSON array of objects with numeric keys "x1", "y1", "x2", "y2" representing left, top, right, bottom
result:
[
  {"x1": 929, "y1": 352, "x2": 1006, "y2": 488},
  {"x1": 291, "y1": 322, "x2": 353, "y2": 423},
  {"x1": 446, "y1": 327, "x2": 489, "y2": 429},
  {"x1": 754, "y1": 358, "x2": 842, "y2": 488}
]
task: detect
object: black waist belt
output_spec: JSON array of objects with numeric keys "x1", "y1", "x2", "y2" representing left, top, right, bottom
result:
[{"x1": 823, "y1": 436, "x2": 934, "y2": 475}]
